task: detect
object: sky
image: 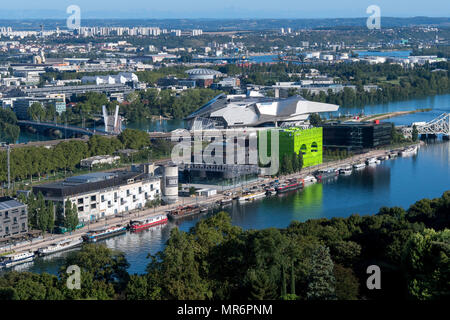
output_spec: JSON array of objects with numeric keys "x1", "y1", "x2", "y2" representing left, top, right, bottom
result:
[{"x1": 0, "y1": 0, "x2": 449, "y2": 19}]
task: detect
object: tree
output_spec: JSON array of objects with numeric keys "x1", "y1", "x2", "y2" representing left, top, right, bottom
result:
[
  {"x1": 333, "y1": 264, "x2": 359, "y2": 300},
  {"x1": 27, "y1": 102, "x2": 46, "y2": 121},
  {"x1": 64, "y1": 200, "x2": 79, "y2": 231},
  {"x1": 309, "y1": 113, "x2": 323, "y2": 127},
  {"x1": 297, "y1": 152, "x2": 303, "y2": 172},
  {"x1": 306, "y1": 245, "x2": 336, "y2": 300},
  {"x1": 402, "y1": 228, "x2": 450, "y2": 300},
  {"x1": 412, "y1": 125, "x2": 419, "y2": 142},
  {"x1": 60, "y1": 244, "x2": 130, "y2": 299}
]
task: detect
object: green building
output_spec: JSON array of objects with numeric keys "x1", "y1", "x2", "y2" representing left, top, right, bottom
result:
[{"x1": 258, "y1": 127, "x2": 323, "y2": 169}]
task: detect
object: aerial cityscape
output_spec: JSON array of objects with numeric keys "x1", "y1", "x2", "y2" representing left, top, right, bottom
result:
[{"x1": 0, "y1": 0, "x2": 448, "y2": 308}]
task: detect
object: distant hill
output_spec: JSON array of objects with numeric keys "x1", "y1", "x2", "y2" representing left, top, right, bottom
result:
[{"x1": 0, "y1": 17, "x2": 449, "y2": 31}]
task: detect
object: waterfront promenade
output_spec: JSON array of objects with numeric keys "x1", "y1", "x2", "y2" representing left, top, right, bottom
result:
[{"x1": 1, "y1": 142, "x2": 421, "y2": 255}]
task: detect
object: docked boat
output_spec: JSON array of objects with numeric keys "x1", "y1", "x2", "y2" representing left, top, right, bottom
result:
[
  {"x1": 167, "y1": 204, "x2": 201, "y2": 220},
  {"x1": 399, "y1": 145, "x2": 418, "y2": 157},
  {"x1": 314, "y1": 168, "x2": 338, "y2": 180},
  {"x1": 0, "y1": 251, "x2": 35, "y2": 269},
  {"x1": 302, "y1": 175, "x2": 317, "y2": 185},
  {"x1": 220, "y1": 198, "x2": 233, "y2": 206},
  {"x1": 389, "y1": 152, "x2": 398, "y2": 159},
  {"x1": 377, "y1": 155, "x2": 389, "y2": 161},
  {"x1": 339, "y1": 166, "x2": 353, "y2": 175},
  {"x1": 82, "y1": 225, "x2": 127, "y2": 243},
  {"x1": 37, "y1": 237, "x2": 83, "y2": 256},
  {"x1": 276, "y1": 180, "x2": 302, "y2": 193},
  {"x1": 353, "y1": 162, "x2": 366, "y2": 170},
  {"x1": 265, "y1": 187, "x2": 277, "y2": 196},
  {"x1": 129, "y1": 214, "x2": 168, "y2": 232},
  {"x1": 238, "y1": 191, "x2": 266, "y2": 202},
  {"x1": 366, "y1": 157, "x2": 378, "y2": 165}
]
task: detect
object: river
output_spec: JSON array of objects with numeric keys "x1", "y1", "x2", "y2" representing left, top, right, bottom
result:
[{"x1": 5, "y1": 95, "x2": 450, "y2": 276}]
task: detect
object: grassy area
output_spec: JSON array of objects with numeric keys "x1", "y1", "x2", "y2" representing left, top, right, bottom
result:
[{"x1": 0, "y1": 251, "x2": 15, "y2": 257}]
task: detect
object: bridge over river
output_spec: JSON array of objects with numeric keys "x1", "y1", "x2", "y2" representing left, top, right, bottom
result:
[{"x1": 402, "y1": 113, "x2": 450, "y2": 139}]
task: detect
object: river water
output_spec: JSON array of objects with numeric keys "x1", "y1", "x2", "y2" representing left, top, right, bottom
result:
[{"x1": 5, "y1": 95, "x2": 450, "y2": 276}]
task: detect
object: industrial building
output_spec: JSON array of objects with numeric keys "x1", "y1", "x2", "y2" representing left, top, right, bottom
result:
[
  {"x1": 32, "y1": 168, "x2": 161, "y2": 223},
  {"x1": 0, "y1": 197, "x2": 28, "y2": 239},
  {"x1": 259, "y1": 127, "x2": 323, "y2": 168},
  {"x1": 186, "y1": 92, "x2": 339, "y2": 130},
  {"x1": 322, "y1": 121, "x2": 392, "y2": 150}
]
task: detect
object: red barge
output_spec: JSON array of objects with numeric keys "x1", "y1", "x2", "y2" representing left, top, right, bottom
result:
[{"x1": 129, "y1": 214, "x2": 168, "y2": 231}]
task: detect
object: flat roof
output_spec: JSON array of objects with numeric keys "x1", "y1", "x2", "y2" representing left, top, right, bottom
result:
[{"x1": 0, "y1": 198, "x2": 25, "y2": 210}]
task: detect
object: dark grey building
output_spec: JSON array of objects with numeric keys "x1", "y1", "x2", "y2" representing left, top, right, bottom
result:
[{"x1": 0, "y1": 197, "x2": 28, "y2": 239}]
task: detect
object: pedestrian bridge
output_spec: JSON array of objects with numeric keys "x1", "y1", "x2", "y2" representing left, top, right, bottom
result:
[{"x1": 17, "y1": 120, "x2": 114, "y2": 138}]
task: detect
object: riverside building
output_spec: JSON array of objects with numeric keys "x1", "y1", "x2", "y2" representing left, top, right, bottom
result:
[{"x1": 33, "y1": 170, "x2": 161, "y2": 223}]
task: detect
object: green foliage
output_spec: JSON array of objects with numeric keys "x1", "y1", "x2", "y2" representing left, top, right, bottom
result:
[
  {"x1": 402, "y1": 228, "x2": 450, "y2": 300},
  {"x1": 333, "y1": 264, "x2": 359, "y2": 300},
  {"x1": 1, "y1": 191, "x2": 449, "y2": 301},
  {"x1": 60, "y1": 244, "x2": 130, "y2": 299},
  {"x1": 120, "y1": 87, "x2": 220, "y2": 121},
  {"x1": 118, "y1": 128, "x2": 150, "y2": 150},
  {"x1": 64, "y1": 200, "x2": 79, "y2": 231},
  {"x1": 0, "y1": 108, "x2": 19, "y2": 143},
  {"x1": 309, "y1": 113, "x2": 323, "y2": 127},
  {"x1": 306, "y1": 245, "x2": 336, "y2": 300},
  {"x1": 412, "y1": 125, "x2": 419, "y2": 142}
]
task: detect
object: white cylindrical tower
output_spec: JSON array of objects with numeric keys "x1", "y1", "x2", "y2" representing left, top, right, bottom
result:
[{"x1": 162, "y1": 163, "x2": 178, "y2": 204}]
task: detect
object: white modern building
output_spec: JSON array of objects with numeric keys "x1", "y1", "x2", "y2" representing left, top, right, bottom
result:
[
  {"x1": 33, "y1": 171, "x2": 161, "y2": 223},
  {"x1": 81, "y1": 72, "x2": 138, "y2": 85},
  {"x1": 186, "y1": 92, "x2": 339, "y2": 129}
]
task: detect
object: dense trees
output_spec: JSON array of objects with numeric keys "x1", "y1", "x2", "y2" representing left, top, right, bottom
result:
[
  {"x1": 0, "y1": 109, "x2": 20, "y2": 143},
  {"x1": 279, "y1": 152, "x2": 303, "y2": 175},
  {"x1": 120, "y1": 87, "x2": 220, "y2": 121},
  {"x1": 0, "y1": 129, "x2": 171, "y2": 184},
  {"x1": 0, "y1": 191, "x2": 448, "y2": 300}
]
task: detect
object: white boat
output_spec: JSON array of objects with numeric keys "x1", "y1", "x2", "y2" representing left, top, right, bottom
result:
[
  {"x1": 238, "y1": 191, "x2": 266, "y2": 202},
  {"x1": 399, "y1": 145, "x2": 418, "y2": 157},
  {"x1": 0, "y1": 251, "x2": 35, "y2": 269},
  {"x1": 37, "y1": 237, "x2": 84, "y2": 256},
  {"x1": 366, "y1": 157, "x2": 377, "y2": 165},
  {"x1": 376, "y1": 159, "x2": 381, "y2": 165},
  {"x1": 339, "y1": 166, "x2": 353, "y2": 175},
  {"x1": 303, "y1": 175, "x2": 317, "y2": 185},
  {"x1": 353, "y1": 162, "x2": 366, "y2": 170},
  {"x1": 389, "y1": 153, "x2": 398, "y2": 159}
]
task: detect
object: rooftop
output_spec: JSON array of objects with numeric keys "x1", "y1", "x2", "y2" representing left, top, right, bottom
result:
[{"x1": 0, "y1": 197, "x2": 25, "y2": 210}]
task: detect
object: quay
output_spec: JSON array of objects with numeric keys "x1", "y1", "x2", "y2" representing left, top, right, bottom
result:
[{"x1": 0, "y1": 142, "x2": 422, "y2": 256}]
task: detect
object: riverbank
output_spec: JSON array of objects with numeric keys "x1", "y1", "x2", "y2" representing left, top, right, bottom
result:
[
  {"x1": 1, "y1": 141, "x2": 422, "y2": 256},
  {"x1": 358, "y1": 109, "x2": 432, "y2": 122}
]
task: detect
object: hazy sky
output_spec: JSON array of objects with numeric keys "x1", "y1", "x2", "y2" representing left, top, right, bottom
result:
[{"x1": 1, "y1": 0, "x2": 449, "y2": 19}]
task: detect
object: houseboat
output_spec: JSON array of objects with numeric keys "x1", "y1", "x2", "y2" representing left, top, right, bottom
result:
[
  {"x1": 37, "y1": 237, "x2": 83, "y2": 256},
  {"x1": 82, "y1": 225, "x2": 127, "y2": 243},
  {"x1": 167, "y1": 204, "x2": 201, "y2": 220},
  {"x1": 0, "y1": 251, "x2": 35, "y2": 269},
  {"x1": 129, "y1": 214, "x2": 168, "y2": 231}
]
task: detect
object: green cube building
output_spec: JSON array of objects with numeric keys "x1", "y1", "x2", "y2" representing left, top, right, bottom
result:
[{"x1": 258, "y1": 127, "x2": 323, "y2": 168}]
